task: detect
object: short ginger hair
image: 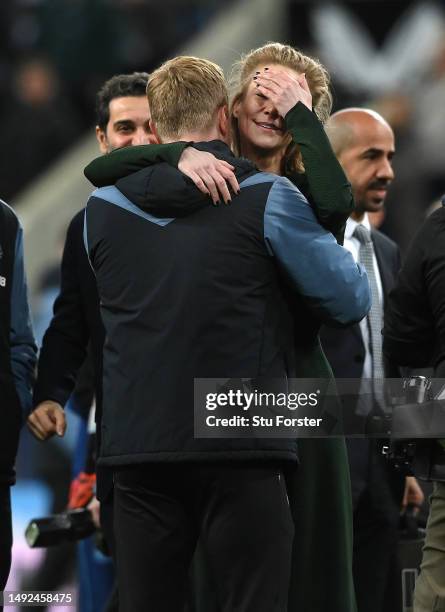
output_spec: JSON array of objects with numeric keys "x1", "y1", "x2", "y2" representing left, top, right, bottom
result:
[{"x1": 147, "y1": 56, "x2": 228, "y2": 141}]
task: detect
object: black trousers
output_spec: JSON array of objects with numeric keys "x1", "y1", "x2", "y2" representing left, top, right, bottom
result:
[
  {"x1": 99, "y1": 484, "x2": 120, "y2": 612},
  {"x1": 0, "y1": 485, "x2": 12, "y2": 593},
  {"x1": 99, "y1": 485, "x2": 116, "y2": 559},
  {"x1": 347, "y1": 439, "x2": 405, "y2": 612},
  {"x1": 113, "y1": 464, "x2": 294, "y2": 612}
]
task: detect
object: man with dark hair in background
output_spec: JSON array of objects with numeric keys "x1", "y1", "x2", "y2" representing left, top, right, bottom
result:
[
  {"x1": 0, "y1": 199, "x2": 37, "y2": 592},
  {"x1": 321, "y1": 108, "x2": 424, "y2": 612},
  {"x1": 26, "y1": 72, "x2": 154, "y2": 610},
  {"x1": 94, "y1": 72, "x2": 154, "y2": 154},
  {"x1": 29, "y1": 71, "x2": 154, "y2": 452},
  {"x1": 27, "y1": 69, "x2": 239, "y2": 610}
]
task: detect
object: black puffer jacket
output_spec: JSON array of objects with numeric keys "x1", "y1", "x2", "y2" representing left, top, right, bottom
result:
[{"x1": 85, "y1": 141, "x2": 369, "y2": 466}]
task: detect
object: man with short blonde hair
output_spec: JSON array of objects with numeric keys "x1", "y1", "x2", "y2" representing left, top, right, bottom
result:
[{"x1": 147, "y1": 56, "x2": 228, "y2": 142}]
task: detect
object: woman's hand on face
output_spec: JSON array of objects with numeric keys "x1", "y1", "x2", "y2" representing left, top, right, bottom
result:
[
  {"x1": 178, "y1": 147, "x2": 240, "y2": 205},
  {"x1": 254, "y1": 67, "x2": 312, "y2": 118}
]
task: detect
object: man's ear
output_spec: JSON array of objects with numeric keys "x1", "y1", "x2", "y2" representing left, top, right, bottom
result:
[
  {"x1": 96, "y1": 126, "x2": 108, "y2": 154},
  {"x1": 149, "y1": 119, "x2": 162, "y2": 144},
  {"x1": 218, "y1": 105, "x2": 230, "y2": 141}
]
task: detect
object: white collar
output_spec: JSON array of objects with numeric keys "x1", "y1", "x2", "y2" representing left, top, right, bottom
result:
[{"x1": 345, "y1": 213, "x2": 371, "y2": 240}]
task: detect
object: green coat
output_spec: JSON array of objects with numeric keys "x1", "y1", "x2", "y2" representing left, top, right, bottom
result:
[
  {"x1": 85, "y1": 102, "x2": 357, "y2": 612},
  {"x1": 283, "y1": 104, "x2": 356, "y2": 612}
]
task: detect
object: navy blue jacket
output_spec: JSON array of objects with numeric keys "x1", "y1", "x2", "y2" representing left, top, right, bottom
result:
[{"x1": 84, "y1": 141, "x2": 370, "y2": 466}]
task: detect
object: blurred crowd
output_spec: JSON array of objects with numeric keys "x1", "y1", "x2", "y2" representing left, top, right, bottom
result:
[
  {"x1": 0, "y1": 0, "x2": 227, "y2": 202},
  {"x1": 287, "y1": 0, "x2": 445, "y2": 252}
]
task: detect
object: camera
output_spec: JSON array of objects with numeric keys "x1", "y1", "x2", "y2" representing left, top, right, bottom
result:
[{"x1": 384, "y1": 376, "x2": 445, "y2": 481}]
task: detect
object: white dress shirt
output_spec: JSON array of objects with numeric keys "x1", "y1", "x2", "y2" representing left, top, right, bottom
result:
[{"x1": 343, "y1": 214, "x2": 383, "y2": 379}]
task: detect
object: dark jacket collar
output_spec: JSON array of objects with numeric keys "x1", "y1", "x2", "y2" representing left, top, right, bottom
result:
[{"x1": 114, "y1": 140, "x2": 255, "y2": 218}]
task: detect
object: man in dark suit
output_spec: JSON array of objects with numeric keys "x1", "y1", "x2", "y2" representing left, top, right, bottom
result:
[
  {"x1": 25, "y1": 73, "x2": 156, "y2": 612},
  {"x1": 321, "y1": 108, "x2": 424, "y2": 612},
  {"x1": 27, "y1": 70, "x2": 155, "y2": 534}
]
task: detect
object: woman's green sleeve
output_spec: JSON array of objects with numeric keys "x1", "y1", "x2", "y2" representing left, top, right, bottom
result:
[
  {"x1": 285, "y1": 102, "x2": 354, "y2": 244},
  {"x1": 84, "y1": 142, "x2": 189, "y2": 187}
]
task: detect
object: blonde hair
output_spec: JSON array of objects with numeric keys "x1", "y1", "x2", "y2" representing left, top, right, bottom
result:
[
  {"x1": 229, "y1": 42, "x2": 332, "y2": 173},
  {"x1": 147, "y1": 56, "x2": 228, "y2": 141}
]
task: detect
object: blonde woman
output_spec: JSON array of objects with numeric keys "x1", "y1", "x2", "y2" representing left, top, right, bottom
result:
[
  {"x1": 228, "y1": 43, "x2": 355, "y2": 612},
  {"x1": 85, "y1": 43, "x2": 356, "y2": 612}
]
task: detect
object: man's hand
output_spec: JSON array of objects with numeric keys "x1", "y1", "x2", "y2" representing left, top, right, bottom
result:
[
  {"x1": 402, "y1": 476, "x2": 425, "y2": 511},
  {"x1": 178, "y1": 147, "x2": 240, "y2": 205},
  {"x1": 255, "y1": 66, "x2": 312, "y2": 118},
  {"x1": 27, "y1": 400, "x2": 66, "y2": 440},
  {"x1": 87, "y1": 496, "x2": 101, "y2": 529}
]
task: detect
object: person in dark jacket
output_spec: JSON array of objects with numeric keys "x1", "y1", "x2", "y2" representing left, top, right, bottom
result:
[
  {"x1": 84, "y1": 55, "x2": 371, "y2": 612},
  {"x1": 383, "y1": 202, "x2": 445, "y2": 611},
  {"x1": 0, "y1": 199, "x2": 36, "y2": 590}
]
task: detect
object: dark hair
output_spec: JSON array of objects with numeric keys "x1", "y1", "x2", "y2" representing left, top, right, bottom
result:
[{"x1": 95, "y1": 72, "x2": 149, "y2": 131}]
